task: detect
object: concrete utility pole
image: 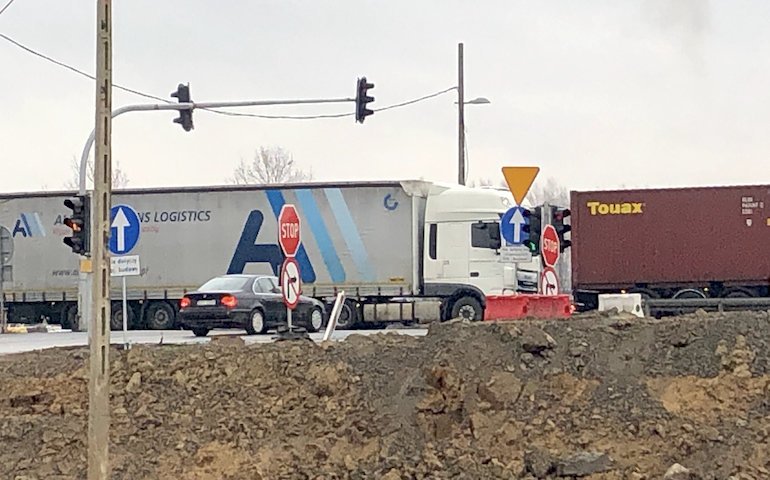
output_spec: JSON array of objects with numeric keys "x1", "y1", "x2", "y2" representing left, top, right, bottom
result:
[
  {"x1": 457, "y1": 42, "x2": 466, "y2": 185},
  {"x1": 89, "y1": 0, "x2": 112, "y2": 478}
]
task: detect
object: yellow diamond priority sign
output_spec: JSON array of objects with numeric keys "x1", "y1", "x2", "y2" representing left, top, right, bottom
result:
[{"x1": 501, "y1": 166, "x2": 540, "y2": 205}]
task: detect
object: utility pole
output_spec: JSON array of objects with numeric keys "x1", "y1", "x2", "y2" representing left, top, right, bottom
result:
[
  {"x1": 89, "y1": 0, "x2": 112, "y2": 478},
  {"x1": 458, "y1": 42, "x2": 466, "y2": 185}
]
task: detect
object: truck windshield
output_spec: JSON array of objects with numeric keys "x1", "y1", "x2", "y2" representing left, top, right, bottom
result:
[{"x1": 199, "y1": 276, "x2": 250, "y2": 292}]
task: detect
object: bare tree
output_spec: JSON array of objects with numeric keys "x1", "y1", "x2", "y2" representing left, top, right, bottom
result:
[
  {"x1": 64, "y1": 155, "x2": 130, "y2": 190},
  {"x1": 230, "y1": 146, "x2": 313, "y2": 184},
  {"x1": 525, "y1": 176, "x2": 569, "y2": 207}
]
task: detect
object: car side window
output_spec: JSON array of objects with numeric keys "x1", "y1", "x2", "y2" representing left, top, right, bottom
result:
[{"x1": 256, "y1": 278, "x2": 274, "y2": 294}]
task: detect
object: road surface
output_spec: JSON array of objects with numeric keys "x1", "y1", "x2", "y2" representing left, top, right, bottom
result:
[{"x1": 0, "y1": 327, "x2": 429, "y2": 356}]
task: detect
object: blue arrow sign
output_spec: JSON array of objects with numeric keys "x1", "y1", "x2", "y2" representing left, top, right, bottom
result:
[
  {"x1": 500, "y1": 206, "x2": 529, "y2": 245},
  {"x1": 109, "y1": 204, "x2": 141, "y2": 255}
]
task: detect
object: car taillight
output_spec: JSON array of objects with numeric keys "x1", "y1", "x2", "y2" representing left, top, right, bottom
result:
[
  {"x1": 180, "y1": 297, "x2": 191, "y2": 308},
  {"x1": 221, "y1": 295, "x2": 238, "y2": 308}
]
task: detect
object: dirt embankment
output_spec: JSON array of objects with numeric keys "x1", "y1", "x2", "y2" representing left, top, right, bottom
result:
[{"x1": 1, "y1": 310, "x2": 769, "y2": 479}]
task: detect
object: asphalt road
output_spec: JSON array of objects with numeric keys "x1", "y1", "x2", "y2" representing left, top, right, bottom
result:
[{"x1": 0, "y1": 327, "x2": 429, "y2": 356}]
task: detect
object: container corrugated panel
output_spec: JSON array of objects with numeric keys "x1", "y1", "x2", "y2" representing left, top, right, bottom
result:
[{"x1": 571, "y1": 184, "x2": 770, "y2": 288}]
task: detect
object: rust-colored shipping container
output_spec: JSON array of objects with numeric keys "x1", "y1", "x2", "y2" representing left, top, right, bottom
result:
[{"x1": 570, "y1": 184, "x2": 770, "y2": 306}]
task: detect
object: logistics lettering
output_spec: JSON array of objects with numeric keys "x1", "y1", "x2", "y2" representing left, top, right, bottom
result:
[
  {"x1": 137, "y1": 210, "x2": 212, "y2": 223},
  {"x1": 586, "y1": 201, "x2": 644, "y2": 216}
]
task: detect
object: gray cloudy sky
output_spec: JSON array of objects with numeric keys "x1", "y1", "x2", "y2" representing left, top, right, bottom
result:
[{"x1": 1, "y1": 0, "x2": 768, "y2": 194}]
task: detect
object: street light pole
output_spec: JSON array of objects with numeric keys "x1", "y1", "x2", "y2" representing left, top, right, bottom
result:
[{"x1": 458, "y1": 42, "x2": 465, "y2": 185}]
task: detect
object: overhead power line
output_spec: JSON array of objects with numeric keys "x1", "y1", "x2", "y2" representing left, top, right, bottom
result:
[
  {"x1": 0, "y1": 30, "x2": 459, "y2": 119},
  {"x1": 0, "y1": 0, "x2": 17, "y2": 17},
  {"x1": 0, "y1": 32, "x2": 169, "y2": 103}
]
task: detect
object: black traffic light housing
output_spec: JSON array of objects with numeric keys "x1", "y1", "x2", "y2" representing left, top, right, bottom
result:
[
  {"x1": 552, "y1": 207, "x2": 572, "y2": 252},
  {"x1": 171, "y1": 83, "x2": 194, "y2": 131},
  {"x1": 63, "y1": 195, "x2": 90, "y2": 256},
  {"x1": 521, "y1": 206, "x2": 542, "y2": 255},
  {"x1": 355, "y1": 77, "x2": 374, "y2": 123}
]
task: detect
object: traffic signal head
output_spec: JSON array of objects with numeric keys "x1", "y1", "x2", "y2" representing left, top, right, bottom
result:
[
  {"x1": 171, "y1": 83, "x2": 194, "y2": 132},
  {"x1": 553, "y1": 207, "x2": 572, "y2": 252},
  {"x1": 521, "y1": 206, "x2": 542, "y2": 255},
  {"x1": 355, "y1": 77, "x2": 374, "y2": 123},
  {"x1": 63, "y1": 195, "x2": 90, "y2": 256}
]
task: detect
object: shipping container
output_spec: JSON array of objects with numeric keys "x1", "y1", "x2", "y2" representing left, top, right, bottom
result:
[{"x1": 570, "y1": 184, "x2": 770, "y2": 310}]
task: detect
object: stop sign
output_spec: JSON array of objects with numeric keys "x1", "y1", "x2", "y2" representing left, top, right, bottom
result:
[
  {"x1": 541, "y1": 224, "x2": 560, "y2": 267},
  {"x1": 278, "y1": 204, "x2": 301, "y2": 257}
]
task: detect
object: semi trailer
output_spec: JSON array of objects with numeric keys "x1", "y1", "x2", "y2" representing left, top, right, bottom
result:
[
  {"x1": 0, "y1": 180, "x2": 537, "y2": 330},
  {"x1": 570, "y1": 184, "x2": 770, "y2": 314}
]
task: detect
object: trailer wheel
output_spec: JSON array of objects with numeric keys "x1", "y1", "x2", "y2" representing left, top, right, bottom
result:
[
  {"x1": 450, "y1": 296, "x2": 483, "y2": 321},
  {"x1": 110, "y1": 303, "x2": 135, "y2": 331},
  {"x1": 672, "y1": 289, "x2": 706, "y2": 299},
  {"x1": 60, "y1": 304, "x2": 78, "y2": 331},
  {"x1": 336, "y1": 300, "x2": 360, "y2": 330},
  {"x1": 145, "y1": 301, "x2": 176, "y2": 330},
  {"x1": 723, "y1": 288, "x2": 754, "y2": 298}
]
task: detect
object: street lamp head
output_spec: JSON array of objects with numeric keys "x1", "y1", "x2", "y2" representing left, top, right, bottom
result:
[{"x1": 465, "y1": 97, "x2": 490, "y2": 105}]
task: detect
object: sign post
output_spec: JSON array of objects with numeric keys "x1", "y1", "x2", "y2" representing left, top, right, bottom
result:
[
  {"x1": 278, "y1": 204, "x2": 302, "y2": 336},
  {"x1": 0, "y1": 227, "x2": 12, "y2": 334},
  {"x1": 110, "y1": 255, "x2": 141, "y2": 348},
  {"x1": 109, "y1": 205, "x2": 141, "y2": 348}
]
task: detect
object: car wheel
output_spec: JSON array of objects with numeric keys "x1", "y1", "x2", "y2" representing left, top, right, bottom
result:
[
  {"x1": 307, "y1": 307, "x2": 324, "y2": 333},
  {"x1": 191, "y1": 327, "x2": 210, "y2": 337},
  {"x1": 245, "y1": 309, "x2": 266, "y2": 335}
]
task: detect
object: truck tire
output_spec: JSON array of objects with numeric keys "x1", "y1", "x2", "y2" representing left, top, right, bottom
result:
[
  {"x1": 336, "y1": 300, "x2": 360, "y2": 330},
  {"x1": 450, "y1": 296, "x2": 483, "y2": 321},
  {"x1": 110, "y1": 303, "x2": 135, "y2": 331},
  {"x1": 145, "y1": 301, "x2": 176, "y2": 330},
  {"x1": 60, "y1": 303, "x2": 78, "y2": 331}
]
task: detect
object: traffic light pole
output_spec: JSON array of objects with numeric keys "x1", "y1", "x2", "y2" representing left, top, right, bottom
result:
[
  {"x1": 77, "y1": 97, "x2": 354, "y2": 194},
  {"x1": 89, "y1": 0, "x2": 112, "y2": 478},
  {"x1": 539, "y1": 202, "x2": 551, "y2": 294},
  {"x1": 75, "y1": 95, "x2": 356, "y2": 332}
]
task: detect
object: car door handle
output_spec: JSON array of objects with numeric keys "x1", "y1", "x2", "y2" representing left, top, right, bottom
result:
[{"x1": 470, "y1": 272, "x2": 479, "y2": 277}]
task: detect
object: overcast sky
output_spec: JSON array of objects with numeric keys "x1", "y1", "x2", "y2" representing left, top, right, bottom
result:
[{"x1": 1, "y1": 0, "x2": 768, "y2": 194}]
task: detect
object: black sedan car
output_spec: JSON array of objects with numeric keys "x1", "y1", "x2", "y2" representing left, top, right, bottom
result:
[{"x1": 178, "y1": 274, "x2": 326, "y2": 337}]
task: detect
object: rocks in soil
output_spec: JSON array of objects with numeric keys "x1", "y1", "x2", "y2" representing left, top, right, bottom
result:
[{"x1": 0, "y1": 310, "x2": 768, "y2": 479}]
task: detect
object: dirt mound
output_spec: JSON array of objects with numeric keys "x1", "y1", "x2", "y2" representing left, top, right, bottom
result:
[{"x1": 1, "y1": 310, "x2": 769, "y2": 479}]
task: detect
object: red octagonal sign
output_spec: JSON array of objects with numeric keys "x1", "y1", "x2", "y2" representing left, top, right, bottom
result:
[
  {"x1": 278, "y1": 204, "x2": 301, "y2": 257},
  {"x1": 541, "y1": 224, "x2": 560, "y2": 267}
]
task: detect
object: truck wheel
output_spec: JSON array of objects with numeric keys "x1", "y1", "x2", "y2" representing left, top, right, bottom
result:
[
  {"x1": 110, "y1": 304, "x2": 135, "y2": 331},
  {"x1": 336, "y1": 300, "x2": 360, "y2": 330},
  {"x1": 60, "y1": 304, "x2": 78, "y2": 330},
  {"x1": 145, "y1": 301, "x2": 176, "y2": 330},
  {"x1": 245, "y1": 309, "x2": 267, "y2": 335},
  {"x1": 191, "y1": 327, "x2": 210, "y2": 337},
  {"x1": 450, "y1": 296, "x2": 483, "y2": 321}
]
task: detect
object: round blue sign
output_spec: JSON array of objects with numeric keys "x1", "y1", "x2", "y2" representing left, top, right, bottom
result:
[
  {"x1": 109, "y1": 204, "x2": 141, "y2": 255},
  {"x1": 500, "y1": 206, "x2": 529, "y2": 246}
]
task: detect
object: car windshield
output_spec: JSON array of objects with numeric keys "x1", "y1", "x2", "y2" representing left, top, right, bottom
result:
[{"x1": 198, "y1": 276, "x2": 250, "y2": 292}]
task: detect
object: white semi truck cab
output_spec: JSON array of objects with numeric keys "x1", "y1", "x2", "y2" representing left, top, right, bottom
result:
[{"x1": 412, "y1": 182, "x2": 538, "y2": 321}]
